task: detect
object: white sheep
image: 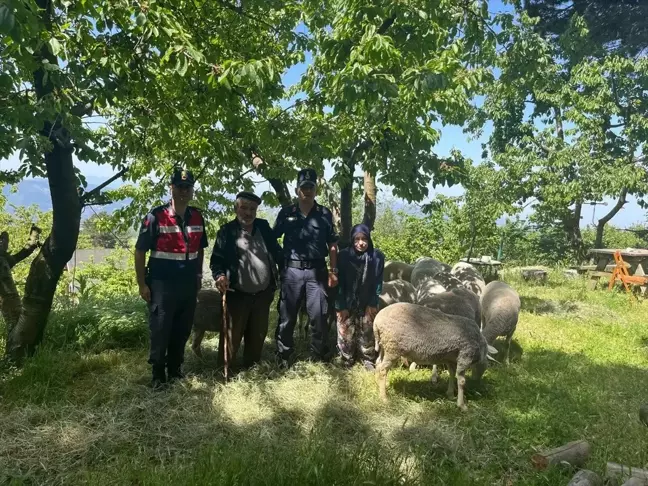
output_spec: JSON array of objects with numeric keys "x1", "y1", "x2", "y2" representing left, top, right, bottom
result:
[
  {"x1": 451, "y1": 262, "x2": 486, "y2": 296},
  {"x1": 411, "y1": 258, "x2": 451, "y2": 288},
  {"x1": 383, "y1": 261, "x2": 414, "y2": 282},
  {"x1": 480, "y1": 281, "x2": 521, "y2": 365},
  {"x1": 379, "y1": 279, "x2": 416, "y2": 309},
  {"x1": 373, "y1": 302, "x2": 496, "y2": 410},
  {"x1": 416, "y1": 287, "x2": 482, "y2": 383}
]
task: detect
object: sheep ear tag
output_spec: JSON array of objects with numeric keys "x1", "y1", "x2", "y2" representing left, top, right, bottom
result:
[{"x1": 487, "y1": 345, "x2": 498, "y2": 355}]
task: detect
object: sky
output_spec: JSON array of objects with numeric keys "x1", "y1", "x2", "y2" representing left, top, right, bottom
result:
[{"x1": 1, "y1": 0, "x2": 645, "y2": 228}]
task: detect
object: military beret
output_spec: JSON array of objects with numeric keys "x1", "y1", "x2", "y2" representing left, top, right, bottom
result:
[{"x1": 236, "y1": 191, "x2": 262, "y2": 205}]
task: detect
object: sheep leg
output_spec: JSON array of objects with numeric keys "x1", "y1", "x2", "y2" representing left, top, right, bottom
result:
[
  {"x1": 456, "y1": 369, "x2": 468, "y2": 412},
  {"x1": 409, "y1": 361, "x2": 418, "y2": 372},
  {"x1": 430, "y1": 364, "x2": 439, "y2": 384},
  {"x1": 446, "y1": 363, "x2": 456, "y2": 400},
  {"x1": 505, "y1": 334, "x2": 513, "y2": 365},
  {"x1": 376, "y1": 356, "x2": 397, "y2": 402},
  {"x1": 191, "y1": 329, "x2": 205, "y2": 358}
]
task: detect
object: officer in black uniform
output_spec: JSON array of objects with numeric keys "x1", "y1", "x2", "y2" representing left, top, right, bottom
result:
[
  {"x1": 135, "y1": 168, "x2": 209, "y2": 389},
  {"x1": 273, "y1": 168, "x2": 339, "y2": 366}
]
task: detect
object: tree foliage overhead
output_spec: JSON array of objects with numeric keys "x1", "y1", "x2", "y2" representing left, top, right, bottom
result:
[
  {"x1": 0, "y1": 0, "x2": 304, "y2": 359},
  {"x1": 524, "y1": 0, "x2": 648, "y2": 58},
  {"x1": 294, "y1": 0, "x2": 496, "y2": 201},
  {"x1": 473, "y1": 9, "x2": 648, "y2": 258}
]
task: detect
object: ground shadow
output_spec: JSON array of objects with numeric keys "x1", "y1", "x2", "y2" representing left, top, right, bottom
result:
[{"x1": 520, "y1": 296, "x2": 579, "y2": 315}]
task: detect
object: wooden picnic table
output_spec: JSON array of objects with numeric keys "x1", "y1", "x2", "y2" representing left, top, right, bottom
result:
[
  {"x1": 585, "y1": 248, "x2": 648, "y2": 290},
  {"x1": 460, "y1": 257, "x2": 502, "y2": 283}
]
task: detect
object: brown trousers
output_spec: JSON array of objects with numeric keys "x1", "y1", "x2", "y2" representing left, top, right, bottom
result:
[{"x1": 218, "y1": 286, "x2": 275, "y2": 368}]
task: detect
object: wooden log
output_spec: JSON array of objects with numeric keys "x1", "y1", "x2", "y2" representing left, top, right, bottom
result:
[
  {"x1": 606, "y1": 463, "x2": 648, "y2": 482},
  {"x1": 639, "y1": 403, "x2": 648, "y2": 427},
  {"x1": 531, "y1": 440, "x2": 591, "y2": 470},
  {"x1": 620, "y1": 478, "x2": 648, "y2": 486},
  {"x1": 567, "y1": 470, "x2": 603, "y2": 486}
]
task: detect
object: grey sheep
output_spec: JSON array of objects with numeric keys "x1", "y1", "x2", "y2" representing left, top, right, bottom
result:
[
  {"x1": 383, "y1": 261, "x2": 414, "y2": 282},
  {"x1": 416, "y1": 287, "x2": 482, "y2": 383},
  {"x1": 432, "y1": 271, "x2": 464, "y2": 292},
  {"x1": 379, "y1": 279, "x2": 416, "y2": 309},
  {"x1": 411, "y1": 258, "x2": 451, "y2": 288},
  {"x1": 480, "y1": 281, "x2": 521, "y2": 365},
  {"x1": 451, "y1": 262, "x2": 486, "y2": 296},
  {"x1": 373, "y1": 302, "x2": 496, "y2": 410},
  {"x1": 418, "y1": 287, "x2": 481, "y2": 328},
  {"x1": 191, "y1": 288, "x2": 223, "y2": 357},
  {"x1": 415, "y1": 278, "x2": 446, "y2": 303}
]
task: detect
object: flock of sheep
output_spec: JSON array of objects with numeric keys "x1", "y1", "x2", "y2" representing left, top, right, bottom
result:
[
  {"x1": 189, "y1": 256, "x2": 521, "y2": 411},
  {"x1": 374, "y1": 258, "x2": 521, "y2": 411}
]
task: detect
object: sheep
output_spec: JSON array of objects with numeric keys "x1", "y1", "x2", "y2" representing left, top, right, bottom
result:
[
  {"x1": 191, "y1": 288, "x2": 223, "y2": 357},
  {"x1": 383, "y1": 261, "x2": 414, "y2": 282},
  {"x1": 480, "y1": 281, "x2": 521, "y2": 365},
  {"x1": 379, "y1": 279, "x2": 416, "y2": 310},
  {"x1": 418, "y1": 287, "x2": 481, "y2": 327},
  {"x1": 415, "y1": 278, "x2": 446, "y2": 303},
  {"x1": 432, "y1": 271, "x2": 465, "y2": 292},
  {"x1": 410, "y1": 258, "x2": 451, "y2": 288},
  {"x1": 373, "y1": 302, "x2": 496, "y2": 410},
  {"x1": 451, "y1": 262, "x2": 486, "y2": 296},
  {"x1": 416, "y1": 287, "x2": 482, "y2": 383}
]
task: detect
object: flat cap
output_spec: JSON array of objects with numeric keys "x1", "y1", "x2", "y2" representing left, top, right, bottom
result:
[{"x1": 236, "y1": 191, "x2": 262, "y2": 205}]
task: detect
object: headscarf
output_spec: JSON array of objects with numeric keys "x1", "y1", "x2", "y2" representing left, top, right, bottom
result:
[{"x1": 346, "y1": 224, "x2": 374, "y2": 312}]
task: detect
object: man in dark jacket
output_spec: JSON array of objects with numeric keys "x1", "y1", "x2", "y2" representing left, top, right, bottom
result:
[
  {"x1": 210, "y1": 192, "x2": 283, "y2": 368},
  {"x1": 335, "y1": 224, "x2": 385, "y2": 370}
]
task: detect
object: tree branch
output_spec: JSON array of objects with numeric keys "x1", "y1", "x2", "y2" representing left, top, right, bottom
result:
[
  {"x1": 250, "y1": 152, "x2": 293, "y2": 208},
  {"x1": 377, "y1": 14, "x2": 397, "y2": 35},
  {"x1": 595, "y1": 188, "x2": 628, "y2": 248},
  {"x1": 80, "y1": 167, "x2": 129, "y2": 207},
  {"x1": 7, "y1": 225, "x2": 42, "y2": 268}
]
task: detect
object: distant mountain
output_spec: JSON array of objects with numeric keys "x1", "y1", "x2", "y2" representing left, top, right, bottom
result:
[{"x1": 2, "y1": 177, "x2": 128, "y2": 218}]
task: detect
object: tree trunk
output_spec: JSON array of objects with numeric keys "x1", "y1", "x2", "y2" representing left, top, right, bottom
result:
[
  {"x1": 563, "y1": 202, "x2": 584, "y2": 261},
  {"x1": 339, "y1": 159, "x2": 354, "y2": 248},
  {"x1": 340, "y1": 140, "x2": 371, "y2": 247},
  {"x1": 595, "y1": 189, "x2": 628, "y2": 249},
  {"x1": 251, "y1": 154, "x2": 293, "y2": 208},
  {"x1": 3, "y1": 0, "x2": 81, "y2": 361},
  {"x1": 362, "y1": 171, "x2": 377, "y2": 231}
]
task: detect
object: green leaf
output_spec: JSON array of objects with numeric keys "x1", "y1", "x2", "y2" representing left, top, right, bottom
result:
[
  {"x1": 48, "y1": 38, "x2": 61, "y2": 56},
  {"x1": 176, "y1": 55, "x2": 188, "y2": 76},
  {"x1": 0, "y1": 3, "x2": 15, "y2": 34}
]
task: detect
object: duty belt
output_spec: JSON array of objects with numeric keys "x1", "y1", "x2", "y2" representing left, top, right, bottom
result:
[{"x1": 286, "y1": 259, "x2": 326, "y2": 269}]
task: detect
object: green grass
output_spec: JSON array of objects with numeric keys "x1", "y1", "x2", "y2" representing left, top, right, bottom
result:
[{"x1": 1, "y1": 272, "x2": 648, "y2": 485}]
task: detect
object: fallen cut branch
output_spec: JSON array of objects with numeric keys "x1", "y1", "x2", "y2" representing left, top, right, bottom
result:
[
  {"x1": 620, "y1": 478, "x2": 648, "y2": 486},
  {"x1": 606, "y1": 463, "x2": 648, "y2": 482},
  {"x1": 640, "y1": 403, "x2": 648, "y2": 426},
  {"x1": 567, "y1": 469, "x2": 603, "y2": 486},
  {"x1": 531, "y1": 440, "x2": 591, "y2": 470}
]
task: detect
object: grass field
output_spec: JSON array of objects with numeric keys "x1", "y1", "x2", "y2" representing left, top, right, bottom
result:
[{"x1": 1, "y1": 272, "x2": 648, "y2": 485}]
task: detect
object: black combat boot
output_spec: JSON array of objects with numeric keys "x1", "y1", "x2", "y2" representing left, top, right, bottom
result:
[
  {"x1": 151, "y1": 365, "x2": 167, "y2": 390},
  {"x1": 167, "y1": 361, "x2": 185, "y2": 382}
]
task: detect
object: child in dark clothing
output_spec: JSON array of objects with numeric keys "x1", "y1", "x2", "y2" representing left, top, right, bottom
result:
[{"x1": 335, "y1": 224, "x2": 385, "y2": 370}]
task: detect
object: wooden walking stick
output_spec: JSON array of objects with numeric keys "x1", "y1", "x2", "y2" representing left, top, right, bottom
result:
[{"x1": 222, "y1": 289, "x2": 230, "y2": 382}]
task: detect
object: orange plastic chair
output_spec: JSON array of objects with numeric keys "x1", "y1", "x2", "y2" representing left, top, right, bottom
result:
[{"x1": 608, "y1": 250, "x2": 648, "y2": 295}]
